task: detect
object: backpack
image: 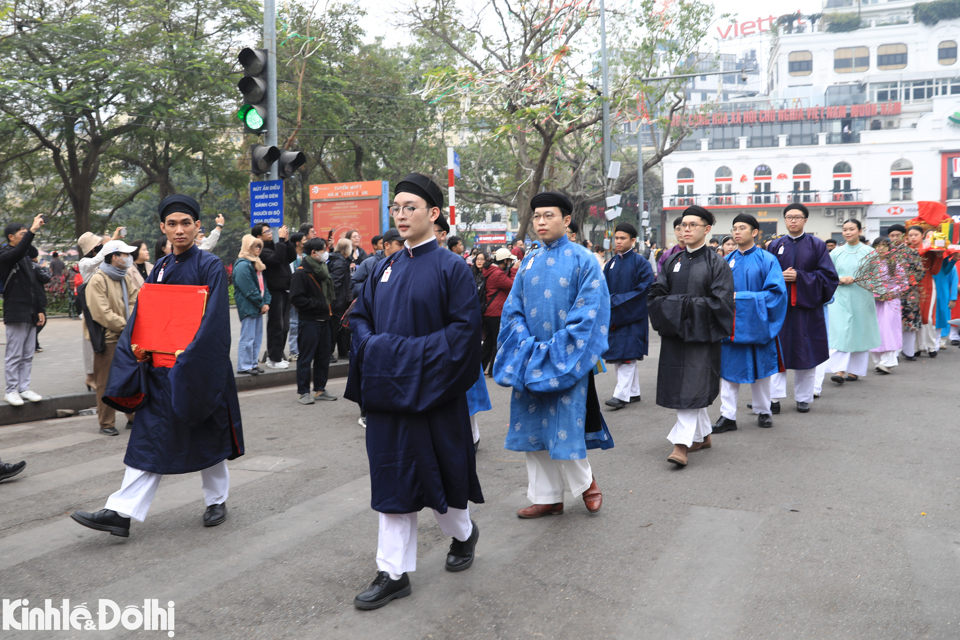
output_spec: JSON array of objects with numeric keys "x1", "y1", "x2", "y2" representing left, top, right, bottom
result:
[{"x1": 74, "y1": 281, "x2": 107, "y2": 354}]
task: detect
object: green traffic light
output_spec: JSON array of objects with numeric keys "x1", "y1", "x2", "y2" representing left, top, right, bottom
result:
[{"x1": 237, "y1": 104, "x2": 265, "y2": 132}]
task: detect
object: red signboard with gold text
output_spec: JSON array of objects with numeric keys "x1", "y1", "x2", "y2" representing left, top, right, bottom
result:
[{"x1": 309, "y1": 181, "x2": 389, "y2": 254}]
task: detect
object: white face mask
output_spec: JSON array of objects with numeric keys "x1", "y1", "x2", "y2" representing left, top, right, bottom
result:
[
  {"x1": 116, "y1": 255, "x2": 133, "y2": 269},
  {"x1": 317, "y1": 251, "x2": 329, "y2": 262}
]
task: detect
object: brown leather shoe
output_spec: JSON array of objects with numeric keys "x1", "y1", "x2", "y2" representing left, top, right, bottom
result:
[
  {"x1": 667, "y1": 444, "x2": 689, "y2": 467},
  {"x1": 517, "y1": 503, "x2": 564, "y2": 519},
  {"x1": 688, "y1": 435, "x2": 712, "y2": 452},
  {"x1": 582, "y1": 477, "x2": 602, "y2": 513}
]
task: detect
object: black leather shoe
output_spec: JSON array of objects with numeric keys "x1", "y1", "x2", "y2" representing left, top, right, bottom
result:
[
  {"x1": 770, "y1": 401, "x2": 780, "y2": 414},
  {"x1": 757, "y1": 414, "x2": 773, "y2": 428},
  {"x1": 903, "y1": 355, "x2": 917, "y2": 361},
  {"x1": 929, "y1": 351, "x2": 938, "y2": 358},
  {"x1": 604, "y1": 397, "x2": 627, "y2": 410},
  {"x1": 712, "y1": 416, "x2": 737, "y2": 433},
  {"x1": 629, "y1": 395, "x2": 642, "y2": 403},
  {"x1": 445, "y1": 520, "x2": 479, "y2": 572},
  {"x1": 203, "y1": 503, "x2": 227, "y2": 527},
  {"x1": 796, "y1": 401, "x2": 810, "y2": 413},
  {"x1": 0, "y1": 460, "x2": 26, "y2": 482},
  {"x1": 354, "y1": 571, "x2": 411, "y2": 610},
  {"x1": 71, "y1": 509, "x2": 130, "y2": 537}
]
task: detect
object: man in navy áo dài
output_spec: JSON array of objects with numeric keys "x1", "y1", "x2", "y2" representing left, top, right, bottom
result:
[
  {"x1": 712, "y1": 214, "x2": 787, "y2": 433},
  {"x1": 602, "y1": 222, "x2": 654, "y2": 410},
  {"x1": 494, "y1": 191, "x2": 612, "y2": 520},
  {"x1": 71, "y1": 194, "x2": 244, "y2": 538},
  {"x1": 346, "y1": 173, "x2": 483, "y2": 611},
  {"x1": 766, "y1": 204, "x2": 839, "y2": 413}
]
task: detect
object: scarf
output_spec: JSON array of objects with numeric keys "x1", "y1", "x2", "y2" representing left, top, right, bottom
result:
[
  {"x1": 303, "y1": 254, "x2": 334, "y2": 304},
  {"x1": 99, "y1": 261, "x2": 130, "y2": 320},
  {"x1": 238, "y1": 235, "x2": 266, "y2": 271}
]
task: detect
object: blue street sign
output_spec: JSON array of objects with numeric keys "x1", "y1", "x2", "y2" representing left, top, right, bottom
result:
[
  {"x1": 250, "y1": 180, "x2": 284, "y2": 227},
  {"x1": 453, "y1": 151, "x2": 461, "y2": 179}
]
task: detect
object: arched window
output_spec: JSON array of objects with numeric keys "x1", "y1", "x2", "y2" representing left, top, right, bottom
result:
[
  {"x1": 792, "y1": 163, "x2": 812, "y2": 202},
  {"x1": 890, "y1": 159, "x2": 913, "y2": 201},
  {"x1": 754, "y1": 164, "x2": 772, "y2": 177},
  {"x1": 753, "y1": 165, "x2": 773, "y2": 202},
  {"x1": 833, "y1": 162, "x2": 852, "y2": 199},
  {"x1": 677, "y1": 167, "x2": 694, "y2": 199},
  {"x1": 940, "y1": 41, "x2": 958, "y2": 65},
  {"x1": 713, "y1": 166, "x2": 733, "y2": 200}
]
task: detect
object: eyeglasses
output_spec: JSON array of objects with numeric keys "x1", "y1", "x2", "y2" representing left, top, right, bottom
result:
[
  {"x1": 784, "y1": 215, "x2": 806, "y2": 221},
  {"x1": 532, "y1": 212, "x2": 560, "y2": 221},
  {"x1": 731, "y1": 225, "x2": 752, "y2": 232},
  {"x1": 679, "y1": 222, "x2": 705, "y2": 230},
  {"x1": 388, "y1": 205, "x2": 427, "y2": 217}
]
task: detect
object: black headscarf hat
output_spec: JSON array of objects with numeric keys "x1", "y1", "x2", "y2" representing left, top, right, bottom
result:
[
  {"x1": 732, "y1": 213, "x2": 760, "y2": 230},
  {"x1": 530, "y1": 191, "x2": 573, "y2": 213},
  {"x1": 158, "y1": 194, "x2": 201, "y2": 222},
  {"x1": 615, "y1": 222, "x2": 638, "y2": 238},
  {"x1": 681, "y1": 204, "x2": 715, "y2": 226},
  {"x1": 395, "y1": 173, "x2": 444, "y2": 211}
]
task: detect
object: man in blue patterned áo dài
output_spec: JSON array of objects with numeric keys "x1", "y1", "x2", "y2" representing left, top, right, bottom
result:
[{"x1": 494, "y1": 191, "x2": 613, "y2": 519}]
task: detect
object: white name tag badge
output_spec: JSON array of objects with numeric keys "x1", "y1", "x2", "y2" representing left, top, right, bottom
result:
[
  {"x1": 610, "y1": 260, "x2": 615, "y2": 269},
  {"x1": 526, "y1": 257, "x2": 535, "y2": 271},
  {"x1": 778, "y1": 246, "x2": 784, "y2": 255},
  {"x1": 729, "y1": 259, "x2": 735, "y2": 269},
  {"x1": 673, "y1": 262, "x2": 681, "y2": 272},
  {"x1": 380, "y1": 266, "x2": 392, "y2": 283}
]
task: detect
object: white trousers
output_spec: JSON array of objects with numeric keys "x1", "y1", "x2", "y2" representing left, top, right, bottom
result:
[
  {"x1": 771, "y1": 368, "x2": 816, "y2": 403},
  {"x1": 524, "y1": 450, "x2": 593, "y2": 504},
  {"x1": 612, "y1": 361, "x2": 641, "y2": 402},
  {"x1": 104, "y1": 461, "x2": 229, "y2": 523},
  {"x1": 814, "y1": 362, "x2": 826, "y2": 396},
  {"x1": 918, "y1": 324, "x2": 940, "y2": 353},
  {"x1": 720, "y1": 377, "x2": 771, "y2": 420},
  {"x1": 827, "y1": 350, "x2": 869, "y2": 377},
  {"x1": 871, "y1": 351, "x2": 898, "y2": 368},
  {"x1": 901, "y1": 330, "x2": 917, "y2": 358},
  {"x1": 376, "y1": 507, "x2": 473, "y2": 577},
  {"x1": 950, "y1": 325, "x2": 959, "y2": 341},
  {"x1": 470, "y1": 414, "x2": 479, "y2": 444},
  {"x1": 667, "y1": 408, "x2": 712, "y2": 447}
]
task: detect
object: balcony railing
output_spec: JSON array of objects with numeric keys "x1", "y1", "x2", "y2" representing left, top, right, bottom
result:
[{"x1": 669, "y1": 189, "x2": 869, "y2": 208}]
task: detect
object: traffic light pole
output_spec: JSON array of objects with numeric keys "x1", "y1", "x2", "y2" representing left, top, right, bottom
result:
[{"x1": 264, "y1": 0, "x2": 279, "y2": 182}]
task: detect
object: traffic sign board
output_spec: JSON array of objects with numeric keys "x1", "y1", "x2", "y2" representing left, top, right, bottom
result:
[{"x1": 250, "y1": 180, "x2": 283, "y2": 227}]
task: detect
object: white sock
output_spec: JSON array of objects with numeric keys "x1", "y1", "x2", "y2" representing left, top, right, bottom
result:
[{"x1": 388, "y1": 572, "x2": 402, "y2": 581}]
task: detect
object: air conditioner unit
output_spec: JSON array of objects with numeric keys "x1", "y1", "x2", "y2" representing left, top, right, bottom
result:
[
  {"x1": 835, "y1": 215, "x2": 845, "y2": 226},
  {"x1": 823, "y1": 208, "x2": 835, "y2": 217}
]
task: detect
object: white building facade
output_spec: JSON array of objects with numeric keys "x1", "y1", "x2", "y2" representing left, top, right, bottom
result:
[{"x1": 662, "y1": 8, "x2": 960, "y2": 244}]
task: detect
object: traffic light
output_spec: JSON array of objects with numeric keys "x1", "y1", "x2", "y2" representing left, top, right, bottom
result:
[
  {"x1": 251, "y1": 144, "x2": 280, "y2": 175},
  {"x1": 237, "y1": 47, "x2": 268, "y2": 134},
  {"x1": 278, "y1": 150, "x2": 306, "y2": 179}
]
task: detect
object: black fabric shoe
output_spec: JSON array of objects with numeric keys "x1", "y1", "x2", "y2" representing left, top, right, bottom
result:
[
  {"x1": 0, "y1": 460, "x2": 26, "y2": 482},
  {"x1": 929, "y1": 351, "x2": 938, "y2": 358},
  {"x1": 903, "y1": 355, "x2": 917, "y2": 361},
  {"x1": 712, "y1": 416, "x2": 737, "y2": 433},
  {"x1": 203, "y1": 503, "x2": 227, "y2": 527},
  {"x1": 770, "y1": 401, "x2": 780, "y2": 414},
  {"x1": 952, "y1": 340, "x2": 960, "y2": 346},
  {"x1": 354, "y1": 571, "x2": 411, "y2": 610},
  {"x1": 629, "y1": 395, "x2": 642, "y2": 403},
  {"x1": 757, "y1": 414, "x2": 773, "y2": 428},
  {"x1": 796, "y1": 401, "x2": 810, "y2": 413},
  {"x1": 474, "y1": 439, "x2": 479, "y2": 454},
  {"x1": 604, "y1": 397, "x2": 627, "y2": 410},
  {"x1": 445, "y1": 520, "x2": 480, "y2": 572},
  {"x1": 70, "y1": 509, "x2": 130, "y2": 537}
]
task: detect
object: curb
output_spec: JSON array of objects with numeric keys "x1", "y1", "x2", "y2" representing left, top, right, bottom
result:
[{"x1": 0, "y1": 361, "x2": 350, "y2": 427}]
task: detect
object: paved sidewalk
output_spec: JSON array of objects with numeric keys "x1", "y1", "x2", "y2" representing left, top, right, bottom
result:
[{"x1": 1, "y1": 314, "x2": 326, "y2": 401}]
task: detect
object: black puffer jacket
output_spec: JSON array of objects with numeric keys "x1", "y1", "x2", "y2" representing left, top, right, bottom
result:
[
  {"x1": 0, "y1": 231, "x2": 39, "y2": 324},
  {"x1": 260, "y1": 239, "x2": 297, "y2": 291},
  {"x1": 326, "y1": 252, "x2": 352, "y2": 310}
]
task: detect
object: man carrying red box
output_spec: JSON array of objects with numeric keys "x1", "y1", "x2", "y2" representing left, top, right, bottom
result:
[{"x1": 70, "y1": 194, "x2": 244, "y2": 538}]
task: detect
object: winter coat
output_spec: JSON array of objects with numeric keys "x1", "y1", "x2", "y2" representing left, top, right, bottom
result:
[
  {"x1": 482, "y1": 263, "x2": 514, "y2": 318},
  {"x1": 233, "y1": 258, "x2": 272, "y2": 321},
  {"x1": 351, "y1": 250, "x2": 385, "y2": 298},
  {"x1": 290, "y1": 259, "x2": 333, "y2": 321},
  {"x1": 84, "y1": 269, "x2": 140, "y2": 343},
  {"x1": 326, "y1": 252, "x2": 352, "y2": 311},
  {"x1": 260, "y1": 239, "x2": 297, "y2": 291},
  {"x1": 0, "y1": 231, "x2": 39, "y2": 324}
]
